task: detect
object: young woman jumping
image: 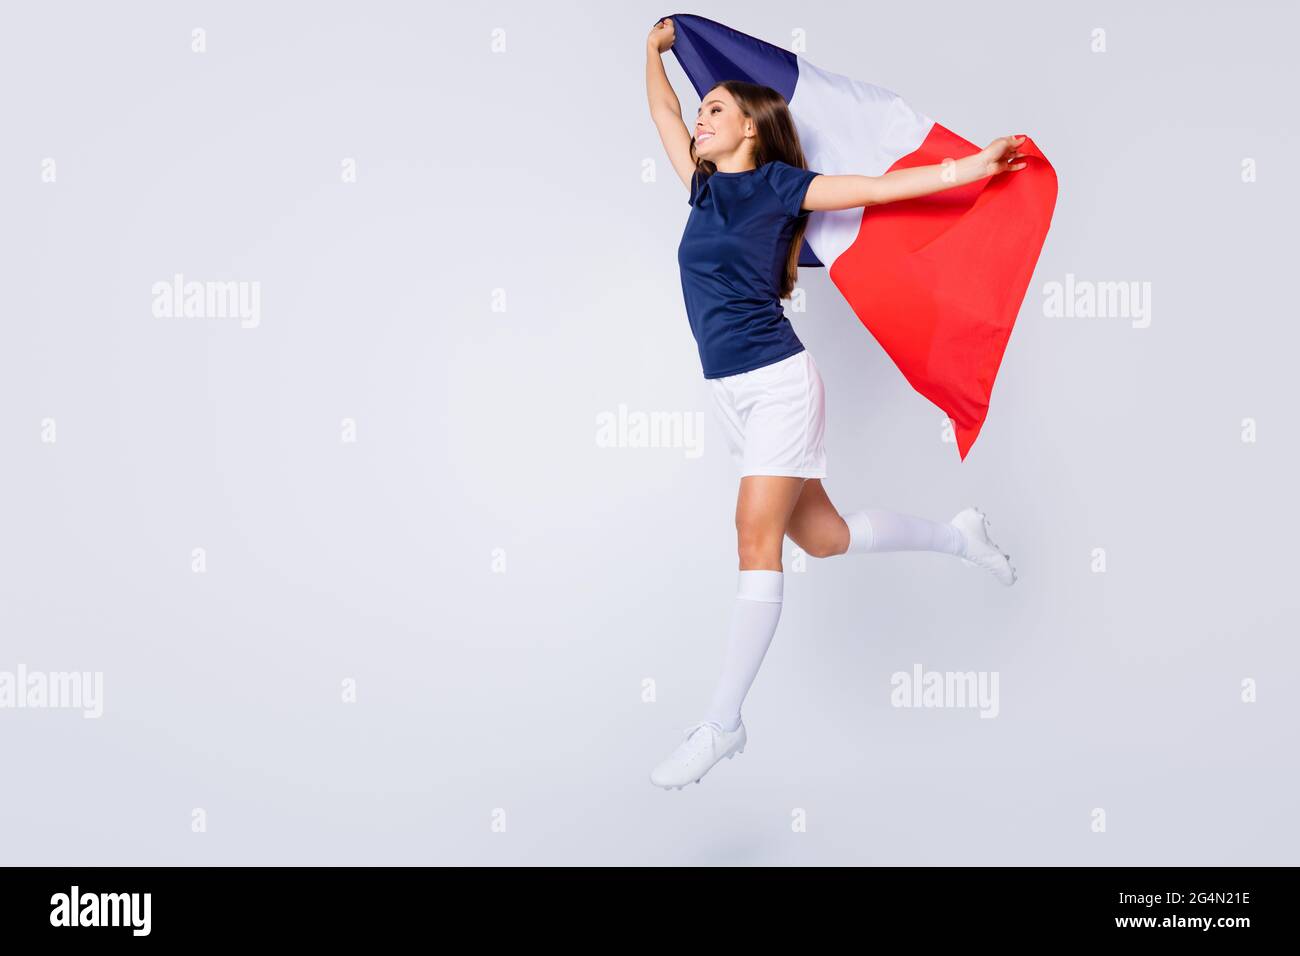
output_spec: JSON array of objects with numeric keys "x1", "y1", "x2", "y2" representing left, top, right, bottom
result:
[{"x1": 645, "y1": 18, "x2": 1022, "y2": 790}]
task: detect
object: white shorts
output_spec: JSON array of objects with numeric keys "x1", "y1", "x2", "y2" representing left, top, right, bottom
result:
[{"x1": 709, "y1": 349, "x2": 827, "y2": 479}]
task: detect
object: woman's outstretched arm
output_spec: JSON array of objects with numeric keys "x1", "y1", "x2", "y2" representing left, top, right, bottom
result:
[
  {"x1": 802, "y1": 135, "x2": 1027, "y2": 211},
  {"x1": 646, "y1": 18, "x2": 696, "y2": 189}
]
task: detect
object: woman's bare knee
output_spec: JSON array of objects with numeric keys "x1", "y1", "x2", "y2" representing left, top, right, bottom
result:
[
  {"x1": 736, "y1": 521, "x2": 784, "y2": 569},
  {"x1": 734, "y1": 475, "x2": 806, "y2": 570},
  {"x1": 786, "y1": 493, "x2": 850, "y2": 559},
  {"x1": 802, "y1": 536, "x2": 841, "y2": 559},
  {"x1": 785, "y1": 526, "x2": 841, "y2": 559}
]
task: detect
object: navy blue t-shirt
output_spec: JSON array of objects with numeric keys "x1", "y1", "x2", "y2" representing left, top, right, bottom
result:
[{"x1": 677, "y1": 159, "x2": 821, "y2": 379}]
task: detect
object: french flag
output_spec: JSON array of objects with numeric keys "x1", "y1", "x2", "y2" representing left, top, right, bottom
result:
[{"x1": 662, "y1": 14, "x2": 1058, "y2": 460}]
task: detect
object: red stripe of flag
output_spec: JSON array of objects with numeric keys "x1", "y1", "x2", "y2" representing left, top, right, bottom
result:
[{"x1": 828, "y1": 124, "x2": 1058, "y2": 459}]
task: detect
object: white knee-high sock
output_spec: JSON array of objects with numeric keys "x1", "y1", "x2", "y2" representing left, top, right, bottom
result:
[
  {"x1": 701, "y1": 570, "x2": 784, "y2": 733},
  {"x1": 842, "y1": 509, "x2": 966, "y2": 556}
]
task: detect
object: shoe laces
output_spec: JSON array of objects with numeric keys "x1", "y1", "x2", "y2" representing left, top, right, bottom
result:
[{"x1": 681, "y1": 720, "x2": 724, "y2": 757}]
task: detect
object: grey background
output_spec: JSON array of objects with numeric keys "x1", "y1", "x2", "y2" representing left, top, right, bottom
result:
[{"x1": 1, "y1": 0, "x2": 1296, "y2": 865}]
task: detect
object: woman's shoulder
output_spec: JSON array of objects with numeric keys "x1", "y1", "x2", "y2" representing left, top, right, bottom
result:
[
  {"x1": 756, "y1": 159, "x2": 816, "y2": 185},
  {"x1": 757, "y1": 160, "x2": 820, "y2": 217}
]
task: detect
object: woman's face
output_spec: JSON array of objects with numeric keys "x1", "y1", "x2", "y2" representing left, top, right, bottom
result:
[{"x1": 693, "y1": 86, "x2": 753, "y2": 163}]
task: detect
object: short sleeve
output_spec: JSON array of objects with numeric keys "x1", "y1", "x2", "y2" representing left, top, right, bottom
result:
[
  {"x1": 761, "y1": 160, "x2": 820, "y2": 218},
  {"x1": 687, "y1": 168, "x2": 700, "y2": 206}
]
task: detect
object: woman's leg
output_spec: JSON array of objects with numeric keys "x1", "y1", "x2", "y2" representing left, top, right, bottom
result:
[
  {"x1": 785, "y1": 479, "x2": 966, "y2": 558},
  {"x1": 699, "y1": 475, "x2": 806, "y2": 732},
  {"x1": 734, "y1": 474, "x2": 808, "y2": 570}
]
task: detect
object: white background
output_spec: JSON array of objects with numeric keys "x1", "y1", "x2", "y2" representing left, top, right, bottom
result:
[{"x1": 1, "y1": 0, "x2": 1296, "y2": 864}]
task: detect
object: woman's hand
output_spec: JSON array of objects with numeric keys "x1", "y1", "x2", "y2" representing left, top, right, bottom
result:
[
  {"x1": 648, "y1": 17, "x2": 676, "y2": 53},
  {"x1": 980, "y1": 135, "x2": 1028, "y2": 176}
]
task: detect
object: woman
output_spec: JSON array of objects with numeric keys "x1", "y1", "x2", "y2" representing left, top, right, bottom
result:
[{"x1": 645, "y1": 17, "x2": 1021, "y2": 790}]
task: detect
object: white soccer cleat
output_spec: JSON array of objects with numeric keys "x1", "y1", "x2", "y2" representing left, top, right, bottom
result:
[
  {"x1": 949, "y1": 506, "x2": 1017, "y2": 586},
  {"x1": 649, "y1": 719, "x2": 747, "y2": 790}
]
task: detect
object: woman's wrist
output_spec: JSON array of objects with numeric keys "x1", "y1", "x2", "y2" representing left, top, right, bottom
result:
[{"x1": 956, "y1": 151, "x2": 992, "y2": 185}]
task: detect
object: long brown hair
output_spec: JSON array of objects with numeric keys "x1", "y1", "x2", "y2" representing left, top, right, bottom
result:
[{"x1": 691, "y1": 80, "x2": 811, "y2": 300}]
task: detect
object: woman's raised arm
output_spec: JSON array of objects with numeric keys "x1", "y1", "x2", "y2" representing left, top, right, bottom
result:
[
  {"x1": 802, "y1": 135, "x2": 1027, "y2": 211},
  {"x1": 646, "y1": 18, "x2": 696, "y2": 190}
]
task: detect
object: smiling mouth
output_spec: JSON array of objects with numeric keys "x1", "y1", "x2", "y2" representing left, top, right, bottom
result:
[{"x1": 696, "y1": 132, "x2": 714, "y2": 143}]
